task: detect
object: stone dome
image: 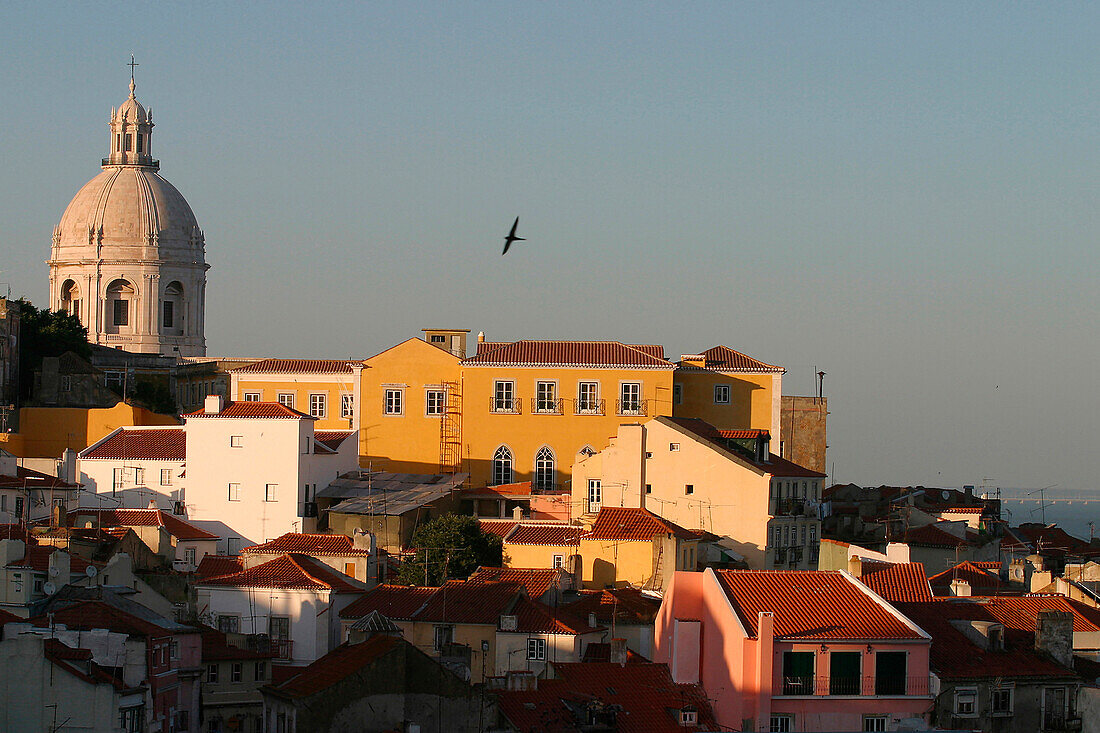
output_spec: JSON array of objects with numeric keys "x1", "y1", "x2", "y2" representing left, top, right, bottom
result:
[{"x1": 55, "y1": 166, "x2": 202, "y2": 251}]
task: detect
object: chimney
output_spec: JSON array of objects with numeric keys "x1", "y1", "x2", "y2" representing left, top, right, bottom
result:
[
  {"x1": 848, "y1": 555, "x2": 863, "y2": 578},
  {"x1": 949, "y1": 579, "x2": 972, "y2": 597},
  {"x1": 609, "y1": 638, "x2": 628, "y2": 666},
  {"x1": 506, "y1": 670, "x2": 537, "y2": 691},
  {"x1": 204, "y1": 395, "x2": 224, "y2": 414},
  {"x1": 48, "y1": 550, "x2": 71, "y2": 585},
  {"x1": 0, "y1": 539, "x2": 25, "y2": 567},
  {"x1": 588, "y1": 612, "x2": 598, "y2": 629},
  {"x1": 963, "y1": 485, "x2": 975, "y2": 497},
  {"x1": 1035, "y1": 610, "x2": 1074, "y2": 668},
  {"x1": 477, "y1": 331, "x2": 485, "y2": 344},
  {"x1": 512, "y1": 506, "x2": 524, "y2": 521},
  {"x1": 352, "y1": 528, "x2": 376, "y2": 554}
]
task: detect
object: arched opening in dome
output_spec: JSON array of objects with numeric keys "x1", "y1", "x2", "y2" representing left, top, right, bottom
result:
[
  {"x1": 60, "y1": 280, "x2": 82, "y2": 322},
  {"x1": 162, "y1": 281, "x2": 185, "y2": 335},
  {"x1": 105, "y1": 279, "x2": 135, "y2": 334}
]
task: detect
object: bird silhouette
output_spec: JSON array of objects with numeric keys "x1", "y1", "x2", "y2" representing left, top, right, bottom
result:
[{"x1": 502, "y1": 216, "x2": 525, "y2": 255}]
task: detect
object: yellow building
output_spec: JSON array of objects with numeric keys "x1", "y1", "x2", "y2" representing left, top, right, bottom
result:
[
  {"x1": 578, "y1": 507, "x2": 699, "y2": 591},
  {"x1": 672, "y1": 346, "x2": 784, "y2": 436},
  {"x1": 500, "y1": 523, "x2": 585, "y2": 570},
  {"x1": 0, "y1": 402, "x2": 179, "y2": 458},
  {"x1": 230, "y1": 359, "x2": 358, "y2": 430}
]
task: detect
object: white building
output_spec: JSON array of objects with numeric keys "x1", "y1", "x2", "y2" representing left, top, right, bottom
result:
[
  {"x1": 49, "y1": 69, "x2": 208, "y2": 357},
  {"x1": 78, "y1": 426, "x2": 186, "y2": 510}
]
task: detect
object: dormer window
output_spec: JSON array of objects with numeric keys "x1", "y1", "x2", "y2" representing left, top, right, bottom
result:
[{"x1": 679, "y1": 706, "x2": 698, "y2": 726}]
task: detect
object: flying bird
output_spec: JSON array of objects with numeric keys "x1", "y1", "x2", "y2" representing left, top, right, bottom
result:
[{"x1": 502, "y1": 216, "x2": 525, "y2": 255}]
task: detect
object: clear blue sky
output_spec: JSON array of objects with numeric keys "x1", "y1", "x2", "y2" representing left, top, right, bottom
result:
[{"x1": 3, "y1": 2, "x2": 1098, "y2": 492}]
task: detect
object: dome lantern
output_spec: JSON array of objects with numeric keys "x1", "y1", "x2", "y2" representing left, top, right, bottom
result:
[{"x1": 106, "y1": 59, "x2": 156, "y2": 168}]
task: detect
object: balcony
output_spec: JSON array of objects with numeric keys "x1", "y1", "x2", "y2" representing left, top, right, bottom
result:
[
  {"x1": 773, "y1": 548, "x2": 787, "y2": 566},
  {"x1": 616, "y1": 399, "x2": 648, "y2": 417},
  {"x1": 585, "y1": 499, "x2": 601, "y2": 514},
  {"x1": 489, "y1": 397, "x2": 521, "y2": 414},
  {"x1": 774, "y1": 498, "x2": 807, "y2": 516},
  {"x1": 530, "y1": 397, "x2": 564, "y2": 415},
  {"x1": 779, "y1": 675, "x2": 931, "y2": 697},
  {"x1": 245, "y1": 635, "x2": 293, "y2": 660},
  {"x1": 573, "y1": 398, "x2": 605, "y2": 416},
  {"x1": 788, "y1": 547, "x2": 804, "y2": 566}
]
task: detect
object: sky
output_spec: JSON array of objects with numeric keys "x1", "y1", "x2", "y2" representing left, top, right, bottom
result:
[{"x1": 2, "y1": 2, "x2": 1098, "y2": 493}]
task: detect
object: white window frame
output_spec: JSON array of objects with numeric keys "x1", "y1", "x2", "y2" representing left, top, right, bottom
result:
[
  {"x1": 184, "y1": 547, "x2": 197, "y2": 566},
  {"x1": 133, "y1": 467, "x2": 144, "y2": 486},
  {"x1": 770, "y1": 715, "x2": 793, "y2": 733},
  {"x1": 265, "y1": 484, "x2": 278, "y2": 502},
  {"x1": 493, "y1": 380, "x2": 515, "y2": 412},
  {"x1": 243, "y1": 392, "x2": 261, "y2": 402},
  {"x1": 228, "y1": 483, "x2": 241, "y2": 502},
  {"x1": 577, "y1": 381, "x2": 599, "y2": 413},
  {"x1": 230, "y1": 435, "x2": 243, "y2": 448},
  {"x1": 552, "y1": 554, "x2": 564, "y2": 569},
  {"x1": 277, "y1": 393, "x2": 295, "y2": 408},
  {"x1": 425, "y1": 389, "x2": 445, "y2": 417},
  {"x1": 714, "y1": 384, "x2": 731, "y2": 404},
  {"x1": 534, "y1": 446, "x2": 555, "y2": 491},
  {"x1": 619, "y1": 381, "x2": 642, "y2": 414},
  {"x1": 492, "y1": 446, "x2": 513, "y2": 486},
  {"x1": 341, "y1": 393, "x2": 354, "y2": 418},
  {"x1": 526, "y1": 637, "x2": 546, "y2": 661},
  {"x1": 670, "y1": 442, "x2": 680, "y2": 452},
  {"x1": 112, "y1": 468, "x2": 124, "y2": 492},
  {"x1": 992, "y1": 685, "x2": 1014, "y2": 716},
  {"x1": 60, "y1": 375, "x2": 72, "y2": 392},
  {"x1": 384, "y1": 388, "x2": 403, "y2": 416},
  {"x1": 160, "y1": 468, "x2": 172, "y2": 486},
  {"x1": 309, "y1": 393, "x2": 327, "y2": 418},
  {"x1": 433, "y1": 624, "x2": 454, "y2": 652},
  {"x1": 954, "y1": 686, "x2": 978, "y2": 717},
  {"x1": 535, "y1": 380, "x2": 557, "y2": 413},
  {"x1": 587, "y1": 479, "x2": 602, "y2": 511},
  {"x1": 862, "y1": 715, "x2": 887, "y2": 732}
]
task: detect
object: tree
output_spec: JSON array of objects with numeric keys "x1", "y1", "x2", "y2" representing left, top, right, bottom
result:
[
  {"x1": 17, "y1": 299, "x2": 91, "y2": 399},
  {"x1": 396, "y1": 514, "x2": 503, "y2": 586}
]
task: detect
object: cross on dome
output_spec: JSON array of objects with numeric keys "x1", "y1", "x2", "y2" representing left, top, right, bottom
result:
[{"x1": 128, "y1": 55, "x2": 139, "y2": 97}]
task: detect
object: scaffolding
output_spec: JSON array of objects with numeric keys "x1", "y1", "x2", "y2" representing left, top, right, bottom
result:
[{"x1": 439, "y1": 379, "x2": 463, "y2": 474}]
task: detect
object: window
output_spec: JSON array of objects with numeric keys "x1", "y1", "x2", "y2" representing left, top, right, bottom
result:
[
  {"x1": 344, "y1": 562, "x2": 356, "y2": 577},
  {"x1": 587, "y1": 479, "x2": 602, "y2": 512},
  {"x1": 254, "y1": 661, "x2": 267, "y2": 681},
  {"x1": 160, "y1": 468, "x2": 172, "y2": 486},
  {"x1": 685, "y1": 484, "x2": 694, "y2": 495},
  {"x1": 14, "y1": 498, "x2": 22, "y2": 520},
  {"x1": 863, "y1": 716, "x2": 887, "y2": 732},
  {"x1": 120, "y1": 706, "x2": 144, "y2": 733},
  {"x1": 227, "y1": 537, "x2": 240, "y2": 555},
  {"x1": 425, "y1": 389, "x2": 444, "y2": 416},
  {"x1": 310, "y1": 393, "x2": 327, "y2": 418},
  {"x1": 954, "y1": 687, "x2": 977, "y2": 717},
  {"x1": 217, "y1": 615, "x2": 240, "y2": 634},
  {"x1": 830, "y1": 651, "x2": 861, "y2": 695},
  {"x1": 170, "y1": 640, "x2": 179, "y2": 660},
  {"x1": 113, "y1": 468, "x2": 124, "y2": 492},
  {"x1": 270, "y1": 616, "x2": 290, "y2": 640},
  {"x1": 105, "y1": 370, "x2": 124, "y2": 391},
  {"x1": 669, "y1": 442, "x2": 680, "y2": 452},
  {"x1": 493, "y1": 380, "x2": 515, "y2": 412},
  {"x1": 184, "y1": 547, "x2": 196, "y2": 566},
  {"x1": 230, "y1": 435, "x2": 243, "y2": 448},
  {"x1": 491, "y1": 446, "x2": 513, "y2": 486},
  {"x1": 113, "y1": 297, "x2": 129, "y2": 327},
  {"x1": 277, "y1": 393, "x2": 295, "y2": 408},
  {"x1": 383, "y1": 389, "x2": 402, "y2": 415},
  {"x1": 228, "y1": 483, "x2": 241, "y2": 501},
  {"x1": 429, "y1": 334, "x2": 446, "y2": 344},
  {"x1": 782, "y1": 651, "x2": 814, "y2": 695},
  {"x1": 619, "y1": 382, "x2": 642, "y2": 414},
  {"x1": 770, "y1": 715, "x2": 793, "y2": 732},
  {"x1": 136, "y1": 132, "x2": 143, "y2": 153},
  {"x1": 0, "y1": 496, "x2": 6, "y2": 512},
  {"x1": 534, "y1": 446, "x2": 555, "y2": 491},
  {"x1": 527, "y1": 637, "x2": 546, "y2": 661},
  {"x1": 714, "y1": 384, "x2": 731, "y2": 403},
  {"x1": 162, "y1": 300, "x2": 174, "y2": 328},
  {"x1": 577, "y1": 381, "x2": 599, "y2": 413},
  {"x1": 809, "y1": 525, "x2": 817, "y2": 544},
  {"x1": 434, "y1": 624, "x2": 454, "y2": 651},
  {"x1": 645, "y1": 484, "x2": 652, "y2": 494},
  {"x1": 231, "y1": 662, "x2": 242, "y2": 682},
  {"x1": 672, "y1": 383, "x2": 682, "y2": 405},
  {"x1": 341, "y1": 393, "x2": 354, "y2": 418},
  {"x1": 124, "y1": 133, "x2": 133, "y2": 151},
  {"x1": 60, "y1": 374, "x2": 72, "y2": 392},
  {"x1": 552, "y1": 555, "x2": 564, "y2": 569},
  {"x1": 992, "y1": 686, "x2": 1014, "y2": 716},
  {"x1": 679, "y1": 708, "x2": 697, "y2": 726},
  {"x1": 265, "y1": 484, "x2": 278, "y2": 502},
  {"x1": 133, "y1": 467, "x2": 144, "y2": 485},
  {"x1": 1043, "y1": 687, "x2": 1067, "y2": 728},
  {"x1": 206, "y1": 664, "x2": 219, "y2": 683},
  {"x1": 875, "y1": 651, "x2": 907, "y2": 695},
  {"x1": 243, "y1": 392, "x2": 261, "y2": 401},
  {"x1": 535, "y1": 381, "x2": 557, "y2": 413}
]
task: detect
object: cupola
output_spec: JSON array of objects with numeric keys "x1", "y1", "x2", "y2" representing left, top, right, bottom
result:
[{"x1": 106, "y1": 69, "x2": 156, "y2": 168}]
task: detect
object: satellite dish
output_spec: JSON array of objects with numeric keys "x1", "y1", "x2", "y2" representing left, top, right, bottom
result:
[
  {"x1": 43, "y1": 582, "x2": 56, "y2": 595},
  {"x1": 48, "y1": 566, "x2": 60, "y2": 577},
  {"x1": 85, "y1": 565, "x2": 98, "y2": 578},
  {"x1": 941, "y1": 490, "x2": 951, "y2": 501}
]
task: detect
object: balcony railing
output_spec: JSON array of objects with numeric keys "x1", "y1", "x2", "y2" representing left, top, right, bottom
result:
[
  {"x1": 616, "y1": 399, "x2": 648, "y2": 417},
  {"x1": 245, "y1": 635, "x2": 293, "y2": 660},
  {"x1": 530, "y1": 397, "x2": 564, "y2": 415},
  {"x1": 774, "y1": 498, "x2": 807, "y2": 516},
  {"x1": 788, "y1": 547, "x2": 804, "y2": 565},
  {"x1": 489, "y1": 397, "x2": 521, "y2": 414},
  {"x1": 573, "y1": 398, "x2": 605, "y2": 416},
  {"x1": 585, "y1": 499, "x2": 601, "y2": 514},
  {"x1": 779, "y1": 675, "x2": 931, "y2": 697},
  {"x1": 773, "y1": 548, "x2": 787, "y2": 565}
]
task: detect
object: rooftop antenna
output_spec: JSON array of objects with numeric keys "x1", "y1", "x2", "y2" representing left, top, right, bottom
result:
[
  {"x1": 816, "y1": 370, "x2": 826, "y2": 403},
  {"x1": 1027, "y1": 484, "x2": 1057, "y2": 525}
]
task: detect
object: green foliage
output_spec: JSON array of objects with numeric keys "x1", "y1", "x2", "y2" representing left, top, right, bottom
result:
[
  {"x1": 396, "y1": 513, "x2": 503, "y2": 586},
  {"x1": 132, "y1": 376, "x2": 177, "y2": 415},
  {"x1": 17, "y1": 299, "x2": 91, "y2": 399}
]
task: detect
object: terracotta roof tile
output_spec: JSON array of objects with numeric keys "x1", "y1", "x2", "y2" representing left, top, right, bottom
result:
[
  {"x1": 6, "y1": 544, "x2": 93, "y2": 573},
  {"x1": 198, "y1": 553, "x2": 363, "y2": 593},
  {"x1": 507, "y1": 595, "x2": 601, "y2": 635},
  {"x1": 81, "y1": 428, "x2": 185, "y2": 461},
  {"x1": 231, "y1": 359, "x2": 358, "y2": 374},
  {"x1": 899, "y1": 523, "x2": 971, "y2": 548},
  {"x1": 338, "y1": 584, "x2": 435, "y2": 620},
  {"x1": 1004, "y1": 524, "x2": 1099, "y2": 558},
  {"x1": 195, "y1": 555, "x2": 243, "y2": 580},
  {"x1": 184, "y1": 401, "x2": 312, "y2": 419},
  {"x1": 414, "y1": 580, "x2": 521, "y2": 624},
  {"x1": 464, "y1": 481, "x2": 533, "y2": 496},
  {"x1": 697, "y1": 345, "x2": 784, "y2": 372},
  {"x1": 929, "y1": 562, "x2": 1011, "y2": 594},
  {"x1": 31, "y1": 601, "x2": 179, "y2": 638},
  {"x1": 70, "y1": 508, "x2": 218, "y2": 541},
  {"x1": 0, "y1": 467, "x2": 80, "y2": 490},
  {"x1": 477, "y1": 520, "x2": 520, "y2": 539},
  {"x1": 313, "y1": 431, "x2": 356, "y2": 451},
  {"x1": 857, "y1": 562, "x2": 934, "y2": 603},
  {"x1": 714, "y1": 569, "x2": 925, "y2": 641},
  {"x1": 462, "y1": 341, "x2": 673, "y2": 369},
  {"x1": 468, "y1": 567, "x2": 560, "y2": 599},
  {"x1": 663, "y1": 418, "x2": 825, "y2": 477},
  {"x1": 718, "y1": 429, "x2": 771, "y2": 440},
  {"x1": 587, "y1": 507, "x2": 696, "y2": 542},
  {"x1": 504, "y1": 523, "x2": 584, "y2": 546},
  {"x1": 242, "y1": 533, "x2": 371, "y2": 557},
  {"x1": 565, "y1": 588, "x2": 661, "y2": 625},
  {"x1": 269, "y1": 635, "x2": 400, "y2": 699}
]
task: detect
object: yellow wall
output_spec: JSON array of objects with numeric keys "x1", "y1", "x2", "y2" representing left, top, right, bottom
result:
[
  {"x1": 231, "y1": 374, "x2": 355, "y2": 431},
  {"x1": 401, "y1": 620, "x2": 496, "y2": 681},
  {"x1": 673, "y1": 370, "x2": 780, "y2": 434},
  {"x1": 1, "y1": 403, "x2": 179, "y2": 458},
  {"x1": 502, "y1": 542, "x2": 577, "y2": 570}
]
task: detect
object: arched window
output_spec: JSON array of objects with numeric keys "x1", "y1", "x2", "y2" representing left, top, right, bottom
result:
[
  {"x1": 492, "y1": 446, "x2": 513, "y2": 486},
  {"x1": 105, "y1": 279, "x2": 135, "y2": 332},
  {"x1": 163, "y1": 281, "x2": 184, "y2": 332},
  {"x1": 534, "y1": 446, "x2": 555, "y2": 491},
  {"x1": 60, "y1": 280, "x2": 81, "y2": 321}
]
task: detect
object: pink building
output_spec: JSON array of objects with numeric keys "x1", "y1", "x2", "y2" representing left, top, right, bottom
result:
[{"x1": 655, "y1": 568, "x2": 933, "y2": 732}]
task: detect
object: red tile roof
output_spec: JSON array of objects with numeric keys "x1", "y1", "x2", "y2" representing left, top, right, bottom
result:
[
  {"x1": 504, "y1": 524, "x2": 583, "y2": 546},
  {"x1": 1004, "y1": 524, "x2": 1099, "y2": 558},
  {"x1": 714, "y1": 569, "x2": 926, "y2": 641},
  {"x1": 719, "y1": 429, "x2": 771, "y2": 440},
  {"x1": 676, "y1": 345, "x2": 783, "y2": 373},
  {"x1": 929, "y1": 562, "x2": 1011, "y2": 595},
  {"x1": 6, "y1": 544, "x2": 93, "y2": 574},
  {"x1": 462, "y1": 341, "x2": 673, "y2": 369},
  {"x1": 32, "y1": 601, "x2": 174, "y2": 638},
  {"x1": 0, "y1": 608, "x2": 22, "y2": 625},
  {"x1": 856, "y1": 562, "x2": 934, "y2": 603},
  {"x1": 934, "y1": 507, "x2": 985, "y2": 514},
  {"x1": 0, "y1": 467, "x2": 80, "y2": 490},
  {"x1": 313, "y1": 431, "x2": 356, "y2": 451},
  {"x1": 338, "y1": 584, "x2": 436, "y2": 620},
  {"x1": 663, "y1": 417, "x2": 826, "y2": 477},
  {"x1": 198, "y1": 553, "x2": 363, "y2": 593},
  {"x1": 498, "y1": 662, "x2": 717, "y2": 733},
  {"x1": 70, "y1": 508, "x2": 218, "y2": 541},
  {"x1": 477, "y1": 520, "x2": 520, "y2": 539},
  {"x1": 468, "y1": 567, "x2": 560, "y2": 599},
  {"x1": 184, "y1": 401, "x2": 311, "y2": 419},
  {"x1": 507, "y1": 595, "x2": 600, "y2": 635},
  {"x1": 81, "y1": 428, "x2": 185, "y2": 461},
  {"x1": 231, "y1": 359, "x2": 358, "y2": 374},
  {"x1": 242, "y1": 533, "x2": 371, "y2": 557},
  {"x1": 268, "y1": 635, "x2": 400, "y2": 699},
  {"x1": 195, "y1": 555, "x2": 243, "y2": 580},
  {"x1": 414, "y1": 580, "x2": 521, "y2": 624},
  {"x1": 464, "y1": 481, "x2": 534, "y2": 496},
  {"x1": 587, "y1": 507, "x2": 696, "y2": 542},
  {"x1": 899, "y1": 523, "x2": 971, "y2": 548},
  {"x1": 43, "y1": 638, "x2": 129, "y2": 691},
  {"x1": 565, "y1": 588, "x2": 661, "y2": 625}
]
